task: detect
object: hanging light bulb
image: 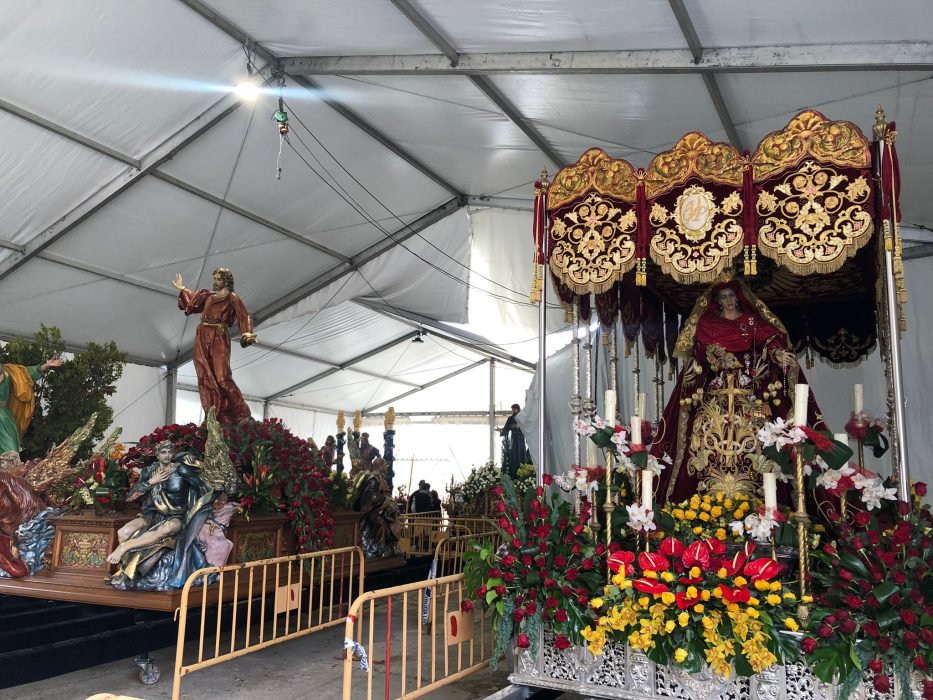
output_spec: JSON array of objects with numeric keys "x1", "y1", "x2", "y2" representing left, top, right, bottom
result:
[{"x1": 234, "y1": 81, "x2": 259, "y2": 101}]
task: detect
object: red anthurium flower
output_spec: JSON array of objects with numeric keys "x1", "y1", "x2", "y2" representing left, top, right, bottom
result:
[
  {"x1": 675, "y1": 590, "x2": 701, "y2": 610},
  {"x1": 705, "y1": 538, "x2": 726, "y2": 555},
  {"x1": 638, "y1": 551, "x2": 670, "y2": 572},
  {"x1": 719, "y1": 585, "x2": 751, "y2": 604},
  {"x1": 660, "y1": 537, "x2": 685, "y2": 557},
  {"x1": 682, "y1": 541, "x2": 711, "y2": 570},
  {"x1": 632, "y1": 578, "x2": 669, "y2": 596},
  {"x1": 607, "y1": 550, "x2": 635, "y2": 575},
  {"x1": 743, "y1": 557, "x2": 780, "y2": 583}
]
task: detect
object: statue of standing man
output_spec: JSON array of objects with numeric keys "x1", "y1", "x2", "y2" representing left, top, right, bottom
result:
[
  {"x1": 174, "y1": 268, "x2": 256, "y2": 426},
  {"x1": 0, "y1": 358, "x2": 65, "y2": 455}
]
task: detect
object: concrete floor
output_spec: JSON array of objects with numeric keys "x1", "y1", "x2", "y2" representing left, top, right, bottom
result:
[{"x1": 11, "y1": 618, "x2": 513, "y2": 700}]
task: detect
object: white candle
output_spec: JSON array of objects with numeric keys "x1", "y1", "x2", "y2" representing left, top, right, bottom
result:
[
  {"x1": 630, "y1": 415, "x2": 642, "y2": 444},
  {"x1": 793, "y1": 384, "x2": 809, "y2": 427},
  {"x1": 833, "y1": 433, "x2": 849, "y2": 445},
  {"x1": 763, "y1": 472, "x2": 777, "y2": 511},
  {"x1": 642, "y1": 469, "x2": 654, "y2": 510},
  {"x1": 854, "y1": 384, "x2": 864, "y2": 414},
  {"x1": 637, "y1": 392, "x2": 647, "y2": 419},
  {"x1": 604, "y1": 390, "x2": 616, "y2": 426},
  {"x1": 586, "y1": 438, "x2": 598, "y2": 467}
]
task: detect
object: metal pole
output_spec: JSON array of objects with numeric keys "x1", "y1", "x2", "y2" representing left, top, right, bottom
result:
[
  {"x1": 571, "y1": 305, "x2": 582, "y2": 465},
  {"x1": 537, "y1": 245, "x2": 548, "y2": 487},
  {"x1": 263, "y1": 400, "x2": 271, "y2": 420},
  {"x1": 164, "y1": 366, "x2": 177, "y2": 425},
  {"x1": 488, "y1": 359, "x2": 496, "y2": 464},
  {"x1": 873, "y1": 126, "x2": 910, "y2": 501}
]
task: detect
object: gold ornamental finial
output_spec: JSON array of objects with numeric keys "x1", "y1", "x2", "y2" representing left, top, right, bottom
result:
[
  {"x1": 336, "y1": 410, "x2": 345, "y2": 434},
  {"x1": 873, "y1": 105, "x2": 887, "y2": 141},
  {"x1": 539, "y1": 167, "x2": 549, "y2": 184},
  {"x1": 384, "y1": 407, "x2": 396, "y2": 431},
  {"x1": 353, "y1": 410, "x2": 362, "y2": 433}
]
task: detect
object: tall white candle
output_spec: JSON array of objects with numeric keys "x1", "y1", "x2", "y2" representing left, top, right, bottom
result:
[
  {"x1": 630, "y1": 415, "x2": 642, "y2": 444},
  {"x1": 642, "y1": 469, "x2": 653, "y2": 510},
  {"x1": 854, "y1": 384, "x2": 864, "y2": 414},
  {"x1": 763, "y1": 472, "x2": 778, "y2": 511},
  {"x1": 604, "y1": 390, "x2": 616, "y2": 426},
  {"x1": 586, "y1": 438, "x2": 599, "y2": 467},
  {"x1": 794, "y1": 384, "x2": 809, "y2": 427},
  {"x1": 637, "y1": 392, "x2": 647, "y2": 419},
  {"x1": 833, "y1": 433, "x2": 849, "y2": 445}
]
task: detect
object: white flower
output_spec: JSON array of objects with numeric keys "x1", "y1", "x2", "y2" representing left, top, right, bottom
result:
[
  {"x1": 729, "y1": 520, "x2": 745, "y2": 536},
  {"x1": 573, "y1": 419, "x2": 596, "y2": 436},
  {"x1": 593, "y1": 416, "x2": 608, "y2": 430},
  {"x1": 646, "y1": 453, "x2": 670, "y2": 477},
  {"x1": 610, "y1": 429, "x2": 628, "y2": 448},
  {"x1": 744, "y1": 510, "x2": 779, "y2": 541},
  {"x1": 615, "y1": 451, "x2": 635, "y2": 474},
  {"x1": 626, "y1": 503, "x2": 656, "y2": 533},
  {"x1": 859, "y1": 480, "x2": 897, "y2": 510},
  {"x1": 815, "y1": 464, "x2": 854, "y2": 491}
]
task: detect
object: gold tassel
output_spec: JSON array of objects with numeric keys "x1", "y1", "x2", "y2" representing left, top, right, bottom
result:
[
  {"x1": 529, "y1": 263, "x2": 543, "y2": 304},
  {"x1": 743, "y1": 246, "x2": 751, "y2": 275},
  {"x1": 750, "y1": 246, "x2": 758, "y2": 276},
  {"x1": 564, "y1": 308, "x2": 573, "y2": 324},
  {"x1": 883, "y1": 219, "x2": 893, "y2": 252}
]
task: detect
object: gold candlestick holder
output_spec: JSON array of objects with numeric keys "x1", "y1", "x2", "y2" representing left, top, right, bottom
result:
[
  {"x1": 604, "y1": 453, "x2": 615, "y2": 582},
  {"x1": 794, "y1": 450, "x2": 810, "y2": 623}
]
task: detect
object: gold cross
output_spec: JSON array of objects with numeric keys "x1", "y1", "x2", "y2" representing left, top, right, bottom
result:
[{"x1": 709, "y1": 372, "x2": 752, "y2": 446}]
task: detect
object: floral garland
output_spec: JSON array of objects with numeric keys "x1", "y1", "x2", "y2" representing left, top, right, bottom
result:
[{"x1": 122, "y1": 419, "x2": 334, "y2": 553}]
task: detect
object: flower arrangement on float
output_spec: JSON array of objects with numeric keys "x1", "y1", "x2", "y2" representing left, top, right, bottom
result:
[
  {"x1": 463, "y1": 473, "x2": 608, "y2": 665},
  {"x1": 69, "y1": 441, "x2": 131, "y2": 510},
  {"x1": 122, "y1": 419, "x2": 334, "y2": 552},
  {"x1": 581, "y1": 537, "x2": 802, "y2": 678},
  {"x1": 805, "y1": 484, "x2": 933, "y2": 700}
]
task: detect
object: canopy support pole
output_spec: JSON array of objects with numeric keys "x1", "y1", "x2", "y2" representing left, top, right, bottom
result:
[{"x1": 489, "y1": 359, "x2": 496, "y2": 464}]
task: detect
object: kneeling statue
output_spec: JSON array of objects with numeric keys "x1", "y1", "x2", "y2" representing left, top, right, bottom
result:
[{"x1": 108, "y1": 441, "x2": 213, "y2": 591}]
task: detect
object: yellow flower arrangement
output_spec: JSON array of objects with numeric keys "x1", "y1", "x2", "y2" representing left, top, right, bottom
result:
[{"x1": 659, "y1": 492, "x2": 759, "y2": 545}]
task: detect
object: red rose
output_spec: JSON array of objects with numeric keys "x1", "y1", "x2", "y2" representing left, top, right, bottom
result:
[
  {"x1": 844, "y1": 595, "x2": 863, "y2": 610},
  {"x1": 898, "y1": 501, "x2": 912, "y2": 516},
  {"x1": 818, "y1": 624, "x2": 834, "y2": 639},
  {"x1": 868, "y1": 658, "x2": 884, "y2": 674},
  {"x1": 916, "y1": 656, "x2": 928, "y2": 671},
  {"x1": 543, "y1": 473, "x2": 554, "y2": 486},
  {"x1": 582, "y1": 557, "x2": 594, "y2": 571},
  {"x1": 879, "y1": 636, "x2": 891, "y2": 651},
  {"x1": 921, "y1": 628, "x2": 933, "y2": 644},
  {"x1": 905, "y1": 631, "x2": 919, "y2": 650},
  {"x1": 853, "y1": 511, "x2": 871, "y2": 527},
  {"x1": 916, "y1": 482, "x2": 928, "y2": 497},
  {"x1": 525, "y1": 602, "x2": 537, "y2": 615},
  {"x1": 901, "y1": 609, "x2": 918, "y2": 626},
  {"x1": 513, "y1": 609, "x2": 525, "y2": 623},
  {"x1": 554, "y1": 633, "x2": 572, "y2": 650},
  {"x1": 801, "y1": 637, "x2": 818, "y2": 654},
  {"x1": 554, "y1": 609, "x2": 568, "y2": 623},
  {"x1": 862, "y1": 620, "x2": 880, "y2": 638},
  {"x1": 516, "y1": 633, "x2": 530, "y2": 649},
  {"x1": 840, "y1": 619, "x2": 857, "y2": 634},
  {"x1": 566, "y1": 568, "x2": 579, "y2": 581},
  {"x1": 838, "y1": 568, "x2": 854, "y2": 581},
  {"x1": 495, "y1": 501, "x2": 507, "y2": 513},
  {"x1": 873, "y1": 675, "x2": 891, "y2": 694},
  {"x1": 460, "y1": 600, "x2": 474, "y2": 613},
  {"x1": 545, "y1": 596, "x2": 558, "y2": 609},
  {"x1": 554, "y1": 555, "x2": 566, "y2": 568}
]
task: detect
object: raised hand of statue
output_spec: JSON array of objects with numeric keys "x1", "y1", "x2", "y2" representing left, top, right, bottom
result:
[
  {"x1": 173, "y1": 273, "x2": 185, "y2": 291},
  {"x1": 40, "y1": 358, "x2": 64, "y2": 372},
  {"x1": 774, "y1": 349, "x2": 796, "y2": 367}
]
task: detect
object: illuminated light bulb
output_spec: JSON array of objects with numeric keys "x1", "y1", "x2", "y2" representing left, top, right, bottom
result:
[{"x1": 235, "y1": 81, "x2": 259, "y2": 101}]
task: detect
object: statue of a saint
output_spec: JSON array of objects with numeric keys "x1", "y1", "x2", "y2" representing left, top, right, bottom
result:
[
  {"x1": 174, "y1": 268, "x2": 256, "y2": 425},
  {"x1": 107, "y1": 441, "x2": 214, "y2": 590},
  {"x1": 358, "y1": 433, "x2": 381, "y2": 471},
  {"x1": 0, "y1": 358, "x2": 65, "y2": 454},
  {"x1": 499, "y1": 403, "x2": 530, "y2": 478},
  {"x1": 652, "y1": 279, "x2": 824, "y2": 506},
  {"x1": 352, "y1": 457, "x2": 402, "y2": 559}
]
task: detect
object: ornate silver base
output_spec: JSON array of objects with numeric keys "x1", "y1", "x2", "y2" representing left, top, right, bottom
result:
[{"x1": 508, "y1": 629, "x2": 920, "y2": 700}]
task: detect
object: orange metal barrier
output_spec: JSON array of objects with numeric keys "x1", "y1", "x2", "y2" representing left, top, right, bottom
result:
[
  {"x1": 172, "y1": 546, "x2": 365, "y2": 700},
  {"x1": 341, "y1": 573, "x2": 490, "y2": 699}
]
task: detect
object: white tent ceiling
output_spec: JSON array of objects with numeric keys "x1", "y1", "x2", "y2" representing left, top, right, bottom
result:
[{"x1": 3, "y1": 0, "x2": 933, "y2": 422}]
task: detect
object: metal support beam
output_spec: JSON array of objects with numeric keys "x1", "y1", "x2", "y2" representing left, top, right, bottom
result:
[
  {"x1": 0, "y1": 330, "x2": 165, "y2": 368},
  {"x1": 250, "y1": 197, "x2": 464, "y2": 327},
  {"x1": 384, "y1": 0, "x2": 565, "y2": 168},
  {"x1": 668, "y1": 0, "x2": 744, "y2": 152},
  {"x1": 253, "y1": 340, "x2": 420, "y2": 388},
  {"x1": 0, "y1": 97, "x2": 140, "y2": 168},
  {"x1": 150, "y1": 172, "x2": 349, "y2": 262},
  {"x1": 353, "y1": 299, "x2": 537, "y2": 372},
  {"x1": 265, "y1": 331, "x2": 420, "y2": 401},
  {"x1": 489, "y1": 359, "x2": 496, "y2": 463},
  {"x1": 165, "y1": 367, "x2": 177, "y2": 425},
  {"x1": 0, "y1": 93, "x2": 244, "y2": 283},
  {"x1": 282, "y1": 42, "x2": 933, "y2": 75},
  {"x1": 363, "y1": 359, "x2": 488, "y2": 414},
  {"x1": 904, "y1": 243, "x2": 933, "y2": 260},
  {"x1": 467, "y1": 196, "x2": 533, "y2": 212},
  {"x1": 39, "y1": 252, "x2": 177, "y2": 297}
]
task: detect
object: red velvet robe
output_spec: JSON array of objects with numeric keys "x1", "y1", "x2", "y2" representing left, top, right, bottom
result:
[{"x1": 178, "y1": 289, "x2": 253, "y2": 425}]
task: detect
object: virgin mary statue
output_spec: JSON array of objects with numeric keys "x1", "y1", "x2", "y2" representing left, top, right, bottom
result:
[{"x1": 651, "y1": 277, "x2": 827, "y2": 507}]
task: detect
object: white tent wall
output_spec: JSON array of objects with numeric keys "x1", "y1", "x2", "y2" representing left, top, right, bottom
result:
[{"x1": 107, "y1": 363, "x2": 168, "y2": 443}]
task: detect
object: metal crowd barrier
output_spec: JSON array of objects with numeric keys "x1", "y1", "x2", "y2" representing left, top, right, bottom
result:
[
  {"x1": 431, "y1": 533, "x2": 502, "y2": 580},
  {"x1": 171, "y1": 546, "x2": 365, "y2": 700},
  {"x1": 341, "y1": 573, "x2": 490, "y2": 699},
  {"x1": 397, "y1": 512, "x2": 446, "y2": 557}
]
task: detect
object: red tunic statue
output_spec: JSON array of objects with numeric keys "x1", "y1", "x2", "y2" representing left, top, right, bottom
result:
[{"x1": 175, "y1": 268, "x2": 256, "y2": 425}]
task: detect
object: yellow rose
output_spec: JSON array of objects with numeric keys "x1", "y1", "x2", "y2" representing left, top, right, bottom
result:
[
  {"x1": 665, "y1": 620, "x2": 676, "y2": 633},
  {"x1": 724, "y1": 499, "x2": 733, "y2": 509},
  {"x1": 689, "y1": 566, "x2": 702, "y2": 580},
  {"x1": 661, "y1": 592, "x2": 676, "y2": 606},
  {"x1": 769, "y1": 581, "x2": 782, "y2": 592},
  {"x1": 754, "y1": 579, "x2": 770, "y2": 591},
  {"x1": 678, "y1": 612, "x2": 689, "y2": 627},
  {"x1": 717, "y1": 567, "x2": 728, "y2": 578},
  {"x1": 785, "y1": 618, "x2": 799, "y2": 631},
  {"x1": 734, "y1": 576, "x2": 748, "y2": 587},
  {"x1": 694, "y1": 603, "x2": 705, "y2": 613},
  {"x1": 701, "y1": 589, "x2": 711, "y2": 602},
  {"x1": 686, "y1": 586, "x2": 699, "y2": 599},
  {"x1": 699, "y1": 512, "x2": 711, "y2": 522},
  {"x1": 746, "y1": 607, "x2": 760, "y2": 618},
  {"x1": 644, "y1": 570, "x2": 658, "y2": 579},
  {"x1": 766, "y1": 594, "x2": 782, "y2": 606},
  {"x1": 801, "y1": 595, "x2": 813, "y2": 603},
  {"x1": 783, "y1": 592, "x2": 797, "y2": 601},
  {"x1": 715, "y1": 528, "x2": 727, "y2": 540},
  {"x1": 661, "y1": 571, "x2": 675, "y2": 582},
  {"x1": 711, "y1": 506, "x2": 723, "y2": 518},
  {"x1": 748, "y1": 596, "x2": 760, "y2": 606},
  {"x1": 591, "y1": 597, "x2": 604, "y2": 609},
  {"x1": 685, "y1": 509, "x2": 697, "y2": 520},
  {"x1": 716, "y1": 492, "x2": 725, "y2": 502},
  {"x1": 700, "y1": 502, "x2": 712, "y2": 512},
  {"x1": 692, "y1": 526, "x2": 704, "y2": 534},
  {"x1": 672, "y1": 508, "x2": 685, "y2": 520},
  {"x1": 612, "y1": 572, "x2": 628, "y2": 586},
  {"x1": 674, "y1": 648, "x2": 688, "y2": 663},
  {"x1": 713, "y1": 587, "x2": 724, "y2": 598}
]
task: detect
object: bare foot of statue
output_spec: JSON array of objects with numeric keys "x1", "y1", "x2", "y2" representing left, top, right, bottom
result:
[{"x1": 106, "y1": 543, "x2": 130, "y2": 565}]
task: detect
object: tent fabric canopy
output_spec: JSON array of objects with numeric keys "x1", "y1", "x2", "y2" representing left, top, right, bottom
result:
[{"x1": 2, "y1": 0, "x2": 933, "y2": 425}]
